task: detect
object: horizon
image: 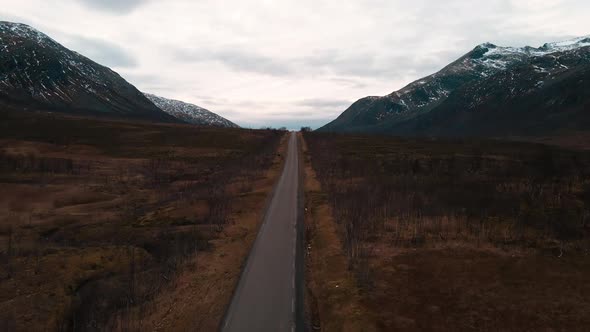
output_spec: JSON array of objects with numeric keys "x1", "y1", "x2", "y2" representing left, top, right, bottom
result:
[{"x1": 2, "y1": 0, "x2": 589, "y2": 129}]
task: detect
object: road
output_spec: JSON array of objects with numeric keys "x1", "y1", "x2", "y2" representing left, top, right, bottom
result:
[{"x1": 222, "y1": 132, "x2": 301, "y2": 332}]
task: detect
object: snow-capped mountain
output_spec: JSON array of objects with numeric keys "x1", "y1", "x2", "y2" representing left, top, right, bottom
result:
[
  {"x1": 0, "y1": 21, "x2": 176, "y2": 122},
  {"x1": 483, "y1": 35, "x2": 590, "y2": 58},
  {"x1": 144, "y1": 93, "x2": 239, "y2": 128},
  {"x1": 320, "y1": 36, "x2": 590, "y2": 136}
]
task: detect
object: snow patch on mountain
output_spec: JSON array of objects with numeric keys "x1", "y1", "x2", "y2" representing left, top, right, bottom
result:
[
  {"x1": 321, "y1": 34, "x2": 590, "y2": 132},
  {"x1": 0, "y1": 21, "x2": 174, "y2": 121},
  {"x1": 478, "y1": 35, "x2": 590, "y2": 60},
  {"x1": 0, "y1": 21, "x2": 116, "y2": 100},
  {"x1": 144, "y1": 93, "x2": 239, "y2": 128},
  {"x1": 0, "y1": 22, "x2": 57, "y2": 47},
  {"x1": 390, "y1": 35, "x2": 590, "y2": 111}
]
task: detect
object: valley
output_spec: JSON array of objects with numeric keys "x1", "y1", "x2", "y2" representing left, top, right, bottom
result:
[{"x1": 0, "y1": 11, "x2": 589, "y2": 332}]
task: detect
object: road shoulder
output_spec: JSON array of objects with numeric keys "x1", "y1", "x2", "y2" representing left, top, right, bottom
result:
[{"x1": 299, "y1": 133, "x2": 377, "y2": 332}]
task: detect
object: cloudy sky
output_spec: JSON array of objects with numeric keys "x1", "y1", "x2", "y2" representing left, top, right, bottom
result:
[{"x1": 2, "y1": 0, "x2": 589, "y2": 128}]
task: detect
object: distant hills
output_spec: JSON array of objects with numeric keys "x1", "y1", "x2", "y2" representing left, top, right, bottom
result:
[
  {"x1": 144, "y1": 93, "x2": 238, "y2": 128},
  {"x1": 0, "y1": 21, "x2": 237, "y2": 128},
  {"x1": 319, "y1": 36, "x2": 590, "y2": 137},
  {"x1": 4, "y1": 20, "x2": 587, "y2": 135}
]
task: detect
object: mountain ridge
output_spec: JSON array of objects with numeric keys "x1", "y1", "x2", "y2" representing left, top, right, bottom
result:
[
  {"x1": 319, "y1": 35, "x2": 590, "y2": 136},
  {"x1": 0, "y1": 21, "x2": 180, "y2": 122},
  {"x1": 144, "y1": 93, "x2": 239, "y2": 128}
]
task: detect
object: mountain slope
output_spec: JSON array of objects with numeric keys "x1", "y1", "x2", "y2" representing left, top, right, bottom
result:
[
  {"x1": 144, "y1": 93, "x2": 239, "y2": 128},
  {"x1": 390, "y1": 47, "x2": 590, "y2": 137},
  {"x1": 320, "y1": 36, "x2": 590, "y2": 136},
  {"x1": 0, "y1": 21, "x2": 177, "y2": 122}
]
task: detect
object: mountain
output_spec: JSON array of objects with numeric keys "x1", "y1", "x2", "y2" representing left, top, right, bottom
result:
[
  {"x1": 144, "y1": 93, "x2": 239, "y2": 128},
  {"x1": 0, "y1": 21, "x2": 177, "y2": 122},
  {"x1": 319, "y1": 36, "x2": 590, "y2": 137}
]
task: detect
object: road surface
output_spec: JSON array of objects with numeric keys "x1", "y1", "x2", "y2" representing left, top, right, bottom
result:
[{"x1": 222, "y1": 132, "x2": 301, "y2": 332}]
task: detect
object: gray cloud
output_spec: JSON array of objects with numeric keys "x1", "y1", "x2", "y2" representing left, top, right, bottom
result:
[
  {"x1": 174, "y1": 48, "x2": 292, "y2": 76},
  {"x1": 0, "y1": 12, "x2": 29, "y2": 25},
  {"x1": 301, "y1": 51, "x2": 377, "y2": 76},
  {"x1": 328, "y1": 77, "x2": 369, "y2": 89},
  {"x1": 300, "y1": 50, "x2": 462, "y2": 82},
  {"x1": 296, "y1": 98, "x2": 352, "y2": 109},
  {"x1": 65, "y1": 35, "x2": 138, "y2": 68},
  {"x1": 120, "y1": 72, "x2": 161, "y2": 87},
  {"x1": 172, "y1": 46, "x2": 458, "y2": 83},
  {"x1": 75, "y1": 0, "x2": 150, "y2": 14}
]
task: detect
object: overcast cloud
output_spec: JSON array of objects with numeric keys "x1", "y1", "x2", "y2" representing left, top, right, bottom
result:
[
  {"x1": 2, "y1": 0, "x2": 589, "y2": 128},
  {"x1": 75, "y1": 0, "x2": 151, "y2": 14}
]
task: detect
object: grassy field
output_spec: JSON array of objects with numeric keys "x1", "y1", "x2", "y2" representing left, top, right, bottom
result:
[
  {"x1": 302, "y1": 132, "x2": 590, "y2": 331},
  {"x1": 0, "y1": 109, "x2": 286, "y2": 331}
]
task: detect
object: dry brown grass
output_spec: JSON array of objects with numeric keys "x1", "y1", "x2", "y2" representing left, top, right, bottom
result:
[
  {"x1": 367, "y1": 247, "x2": 590, "y2": 331},
  {"x1": 128, "y1": 134, "x2": 289, "y2": 331},
  {"x1": 507, "y1": 131, "x2": 590, "y2": 151},
  {"x1": 0, "y1": 109, "x2": 286, "y2": 331},
  {"x1": 300, "y1": 134, "x2": 377, "y2": 332},
  {"x1": 302, "y1": 132, "x2": 590, "y2": 331}
]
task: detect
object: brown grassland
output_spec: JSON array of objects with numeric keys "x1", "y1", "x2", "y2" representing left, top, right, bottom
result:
[
  {"x1": 300, "y1": 134, "x2": 377, "y2": 332},
  {"x1": 0, "y1": 109, "x2": 287, "y2": 331},
  {"x1": 302, "y1": 132, "x2": 590, "y2": 331}
]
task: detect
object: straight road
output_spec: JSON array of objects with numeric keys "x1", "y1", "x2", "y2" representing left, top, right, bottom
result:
[{"x1": 222, "y1": 132, "x2": 301, "y2": 332}]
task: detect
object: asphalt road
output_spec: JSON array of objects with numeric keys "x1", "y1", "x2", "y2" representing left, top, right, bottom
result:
[{"x1": 222, "y1": 132, "x2": 301, "y2": 332}]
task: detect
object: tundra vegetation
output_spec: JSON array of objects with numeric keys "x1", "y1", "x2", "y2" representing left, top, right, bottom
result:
[
  {"x1": 0, "y1": 109, "x2": 285, "y2": 331},
  {"x1": 303, "y1": 132, "x2": 590, "y2": 331}
]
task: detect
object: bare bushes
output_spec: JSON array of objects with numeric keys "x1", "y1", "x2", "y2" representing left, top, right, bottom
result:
[
  {"x1": 0, "y1": 151, "x2": 74, "y2": 174},
  {"x1": 303, "y1": 132, "x2": 590, "y2": 287}
]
